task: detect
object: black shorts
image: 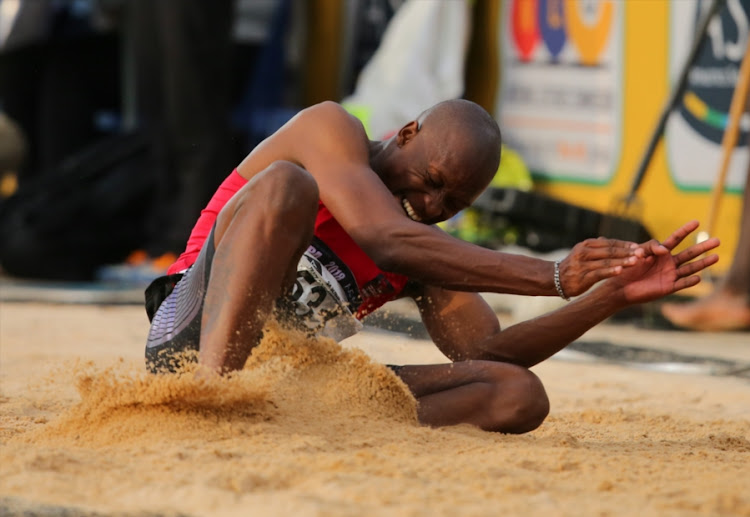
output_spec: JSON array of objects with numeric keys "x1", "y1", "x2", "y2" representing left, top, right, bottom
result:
[{"x1": 144, "y1": 228, "x2": 215, "y2": 373}]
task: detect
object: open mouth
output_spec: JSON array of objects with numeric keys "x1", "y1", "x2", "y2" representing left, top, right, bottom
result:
[{"x1": 401, "y1": 198, "x2": 422, "y2": 222}]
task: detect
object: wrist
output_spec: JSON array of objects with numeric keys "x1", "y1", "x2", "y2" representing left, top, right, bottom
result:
[
  {"x1": 596, "y1": 279, "x2": 630, "y2": 308},
  {"x1": 553, "y1": 260, "x2": 570, "y2": 301}
]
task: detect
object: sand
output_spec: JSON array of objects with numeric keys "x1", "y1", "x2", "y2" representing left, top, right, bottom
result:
[{"x1": 1, "y1": 301, "x2": 749, "y2": 517}]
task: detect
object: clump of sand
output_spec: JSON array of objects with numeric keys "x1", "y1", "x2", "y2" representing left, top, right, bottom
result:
[{"x1": 17, "y1": 322, "x2": 416, "y2": 450}]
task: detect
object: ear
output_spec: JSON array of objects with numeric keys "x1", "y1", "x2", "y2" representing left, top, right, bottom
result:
[{"x1": 396, "y1": 120, "x2": 420, "y2": 148}]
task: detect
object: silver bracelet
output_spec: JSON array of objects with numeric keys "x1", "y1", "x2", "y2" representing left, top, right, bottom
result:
[{"x1": 554, "y1": 260, "x2": 570, "y2": 301}]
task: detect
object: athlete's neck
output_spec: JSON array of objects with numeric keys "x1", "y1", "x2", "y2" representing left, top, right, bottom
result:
[{"x1": 367, "y1": 139, "x2": 390, "y2": 180}]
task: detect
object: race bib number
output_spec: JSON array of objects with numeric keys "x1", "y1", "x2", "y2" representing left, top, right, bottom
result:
[{"x1": 288, "y1": 253, "x2": 363, "y2": 342}]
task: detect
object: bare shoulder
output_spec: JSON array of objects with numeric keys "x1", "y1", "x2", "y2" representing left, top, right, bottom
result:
[
  {"x1": 298, "y1": 101, "x2": 365, "y2": 131},
  {"x1": 236, "y1": 101, "x2": 372, "y2": 183},
  {"x1": 290, "y1": 101, "x2": 370, "y2": 158}
]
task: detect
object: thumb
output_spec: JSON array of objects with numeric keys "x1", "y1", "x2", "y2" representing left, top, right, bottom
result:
[{"x1": 639, "y1": 239, "x2": 669, "y2": 257}]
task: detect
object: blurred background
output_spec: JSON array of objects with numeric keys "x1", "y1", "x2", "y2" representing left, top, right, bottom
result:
[{"x1": 0, "y1": 0, "x2": 747, "y2": 294}]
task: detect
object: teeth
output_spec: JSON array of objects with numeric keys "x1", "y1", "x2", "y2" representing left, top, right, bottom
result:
[{"x1": 402, "y1": 198, "x2": 421, "y2": 222}]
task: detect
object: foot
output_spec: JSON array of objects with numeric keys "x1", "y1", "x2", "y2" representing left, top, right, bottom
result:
[{"x1": 660, "y1": 289, "x2": 750, "y2": 331}]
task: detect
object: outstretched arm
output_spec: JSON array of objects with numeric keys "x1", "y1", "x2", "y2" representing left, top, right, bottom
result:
[
  {"x1": 416, "y1": 221, "x2": 720, "y2": 368},
  {"x1": 261, "y1": 102, "x2": 642, "y2": 298}
]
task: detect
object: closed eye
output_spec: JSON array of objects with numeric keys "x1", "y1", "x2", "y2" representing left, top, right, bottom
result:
[{"x1": 426, "y1": 172, "x2": 443, "y2": 189}]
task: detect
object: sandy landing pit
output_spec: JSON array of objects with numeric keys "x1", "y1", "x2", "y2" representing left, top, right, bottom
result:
[{"x1": 1, "y1": 303, "x2": 749, "y2": 517}]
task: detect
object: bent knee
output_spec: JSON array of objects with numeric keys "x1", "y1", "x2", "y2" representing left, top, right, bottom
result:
[
  {"x1": 234, "y1": 162, "x2": 319, "y2": 218},
  {"x1": 215, "y1": 162, "x2": 319, "y2": 245},
  {"x1": 265, "y1": 161, "x2": 318, "y2": 194},
  {"x1": 486, "y1": 365, "x2": 550, "y2": 434},
  {"x1": 257, "y1": 161, "x2": 319, "y2": 207}
]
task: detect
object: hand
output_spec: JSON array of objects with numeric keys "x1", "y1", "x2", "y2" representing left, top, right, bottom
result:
[
  {"x1": 608, "y1": 220, "x2": 720, "y2": 305},
  {"x1": 558, "y1": 237, "x2": 643, "y2": 297}
]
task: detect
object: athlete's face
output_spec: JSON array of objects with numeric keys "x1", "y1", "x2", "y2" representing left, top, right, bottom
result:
[{"x1": 385, "y1": 121, "x2": 493, "y2": 225}]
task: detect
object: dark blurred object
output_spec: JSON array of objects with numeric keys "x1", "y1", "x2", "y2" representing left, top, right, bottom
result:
[
  {"x1": 0, "y1": 112, "x2": 25, "y2": 199},
  {"x1": 0, "y1": 0, "x2": 54, "y2": 52},
  {"x1": 232, "y1": 0, "x2": 297, "y2": 151},
  {"x1": 341, "y1": 0, "x2": 404, "y2": 98},
  {"x1": 0, "y1": 132, "x2": 153, "y2": 281},
  {"x1": 0, "y1": 0, "x2": 121, "y2": 182},
  {"x1": 0, "y1": 111, "x2": 25, "y2": 172},
  {"x1": 129, "y1": 0, "x2": 235, "y2": 257},
  {"x1": 473, "y1": 188, "x2": 653, "y2": 252}
]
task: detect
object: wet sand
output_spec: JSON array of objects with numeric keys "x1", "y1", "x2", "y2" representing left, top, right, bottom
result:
[{"x1": 1, "y1": 302, "x2": 749, "y2": 516}]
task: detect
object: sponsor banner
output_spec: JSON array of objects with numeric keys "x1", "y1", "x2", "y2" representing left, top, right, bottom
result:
[
  {"x1": 497, "y1": 0, "x2": 623, "y2": 184},
  {"x1": 666, "y1": 0, "x2": 749, "y2": 192}
]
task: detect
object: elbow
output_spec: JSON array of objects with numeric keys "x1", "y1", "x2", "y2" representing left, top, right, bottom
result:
[
  {"x1": 354, "y1": 225, "x2": 408, "y2": 273},
  {"x1": 366, "y1": 243, "x2": 401, "y2": 272}
]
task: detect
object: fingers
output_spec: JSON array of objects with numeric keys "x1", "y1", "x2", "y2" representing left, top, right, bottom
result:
[
  {"x1": 575, "y1": 246, "x2": 640, "y2": 262},
  {"x1": 660, "y1": 220, "x2": 700, "y2": 251},
  {"x1": 671, "y1": 247, "x2": 719, "y2": 294},
  {"x1": 639, "y1": 239, "x2": 669, "y2": 256},
  {"x1": 572, "y1": 238, "x2": 641, "y2": 262},
  {"x1": 580, "y1": 264, "x2": 624, "y2": 285},
  {"x1": 673, "y1": 237, "x2": 720, "y2": 265},
  {"x1": 584, "y1": 237, "x2": 639, "y2": 250},
  {"x1": 673, "y1": 275, "x2": 702, "y2": 292},
  {"x1": 676, "y1": 253, "x2": 720, "y2": 278},
  {"x1": 564, "y1": 238, "x2": 645, "y2": 295}
]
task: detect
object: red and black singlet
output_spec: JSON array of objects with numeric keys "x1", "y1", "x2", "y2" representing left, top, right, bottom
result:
[{"x1": 168, "y1": 170, "x2": 409, "y2": 319}]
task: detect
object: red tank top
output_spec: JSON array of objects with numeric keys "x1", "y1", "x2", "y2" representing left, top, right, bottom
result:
[{"x1": 168, "y1": 170, "x2": 409, "y2": 319}]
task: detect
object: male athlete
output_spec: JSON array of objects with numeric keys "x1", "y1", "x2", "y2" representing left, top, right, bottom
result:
[{"x1": 144, "y1": 99, "x2": 720, "y2": 434}]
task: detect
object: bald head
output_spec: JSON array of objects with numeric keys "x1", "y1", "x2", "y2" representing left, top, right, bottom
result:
[
  {"x1": 373, "y1": 99, "x2": 503, "y2": 225},
  {"x1": 417, "y1": 99, "x2": 502, "y2": 185}
]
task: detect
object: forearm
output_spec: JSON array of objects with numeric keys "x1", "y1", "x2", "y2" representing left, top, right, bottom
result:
[
  {"x1": 374, "y1": 224, "x2": 556, "y2": 296},
  {"x1": 471, "y1": 282, "x2": 627, "y2": 368},
  {"x1": 421, "y1": 220, "x2": 721, "y2": 369}
]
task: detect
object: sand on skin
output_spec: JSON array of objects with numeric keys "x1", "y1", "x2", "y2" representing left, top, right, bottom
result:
[{"x1": 0, "y1": 302, "x2": 749, "y2": 517}]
